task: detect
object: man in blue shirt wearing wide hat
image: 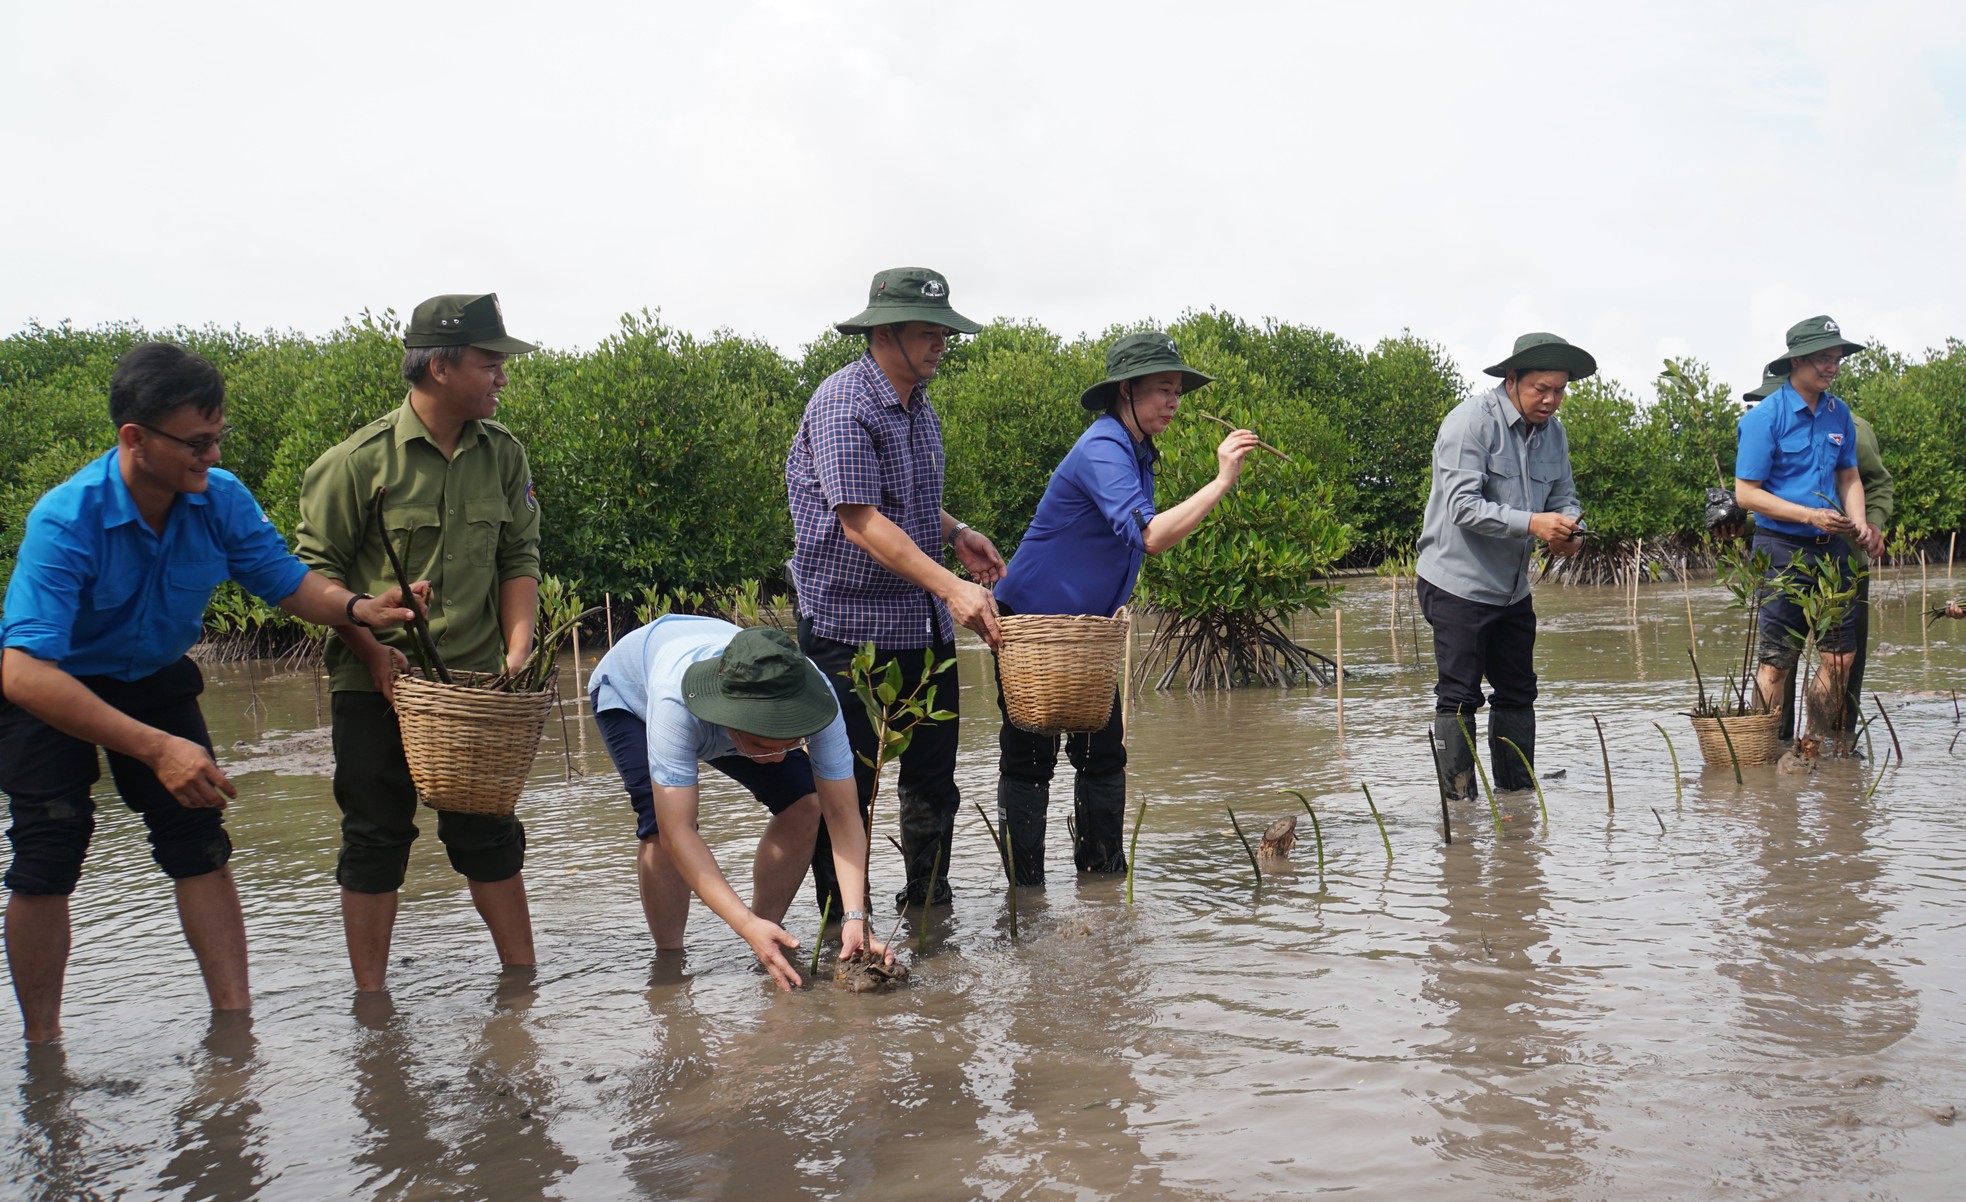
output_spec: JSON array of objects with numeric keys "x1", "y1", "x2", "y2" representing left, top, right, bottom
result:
[
  {"x1": 1734, "y1": 315, "x2": 1878, "y2": 734},
  {"x1": 0, "y1": 342, "x2": 421, "y2": 1043}
]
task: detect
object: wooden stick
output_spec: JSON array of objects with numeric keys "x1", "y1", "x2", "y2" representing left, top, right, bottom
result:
[
  {"x1": 1195, "y1": 411, "x2": 1291, "y2": 461},
  {"x1": 1334, "y1": 609, "x2": 1344, "y2": 731}
]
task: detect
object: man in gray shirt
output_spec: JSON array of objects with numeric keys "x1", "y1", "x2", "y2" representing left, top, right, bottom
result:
[{"x1": 1415, "y1": 333, "x2": 1590, "y2": 800}]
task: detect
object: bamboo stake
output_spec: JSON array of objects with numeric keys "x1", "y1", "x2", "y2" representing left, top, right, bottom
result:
[
  {"x1": 1334, "y1": 609, "x2": 1344, "y2": 731},
  {"x1": 1196, "y1": 411, "x2": 1291, "y2": 461},
  {"x1": 605, "y1": 593, "x2": 614, "y2": 646},
  {"x1": 572, "y1": 623, "x2": 584, "y2": 698},
  {"x1": 1682, "y1": 561, "x2": 1697, "y2": 649},
  {"x1": 1922, "y1": 551, "x2": 1929, "y2": 650}
]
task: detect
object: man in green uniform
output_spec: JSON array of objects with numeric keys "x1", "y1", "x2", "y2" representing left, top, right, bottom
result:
[
  {"x1": 295, "y1": 294, "x2": 543, "y2": 992},
  {"x1": 1740, "y1": 367, "x2": 1892, "y2": 745}
]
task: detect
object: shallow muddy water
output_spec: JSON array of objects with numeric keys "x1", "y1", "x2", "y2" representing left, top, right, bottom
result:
[{"x1": 4, "y1": 570, "x2": 1965, "y2": 1201}]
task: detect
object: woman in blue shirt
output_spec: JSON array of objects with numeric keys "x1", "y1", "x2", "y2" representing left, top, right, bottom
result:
[{"x1": 991, "y1": 331, "x2": 1258, "y2": 885}]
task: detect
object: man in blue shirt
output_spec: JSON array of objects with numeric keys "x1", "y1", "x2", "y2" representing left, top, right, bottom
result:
[
  {"x1": 1734, "y1": 315, "x2": 1876, "y2": 732},
  {"x1": 784, "y1": 268, "x2": 1005, "y2": 915},
  {"x1": 992, "y1": 331, "x2": 1257, "y2": 883},
  {"x1": 588, "y1": 617, "x2": 887, "y2": 988},
  {"x1": 0, "y1": 342, "x2": 419, "y2": 1043}
]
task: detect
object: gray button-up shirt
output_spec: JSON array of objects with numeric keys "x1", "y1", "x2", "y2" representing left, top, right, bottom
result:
[{"x1": 1416, "y1": 383, "x2": 1581, "y2": 607}]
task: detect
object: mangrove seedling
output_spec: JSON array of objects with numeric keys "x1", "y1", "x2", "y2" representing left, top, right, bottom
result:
[
  {"x1": 1125, "y1": 796, "x2": 1147, "y2": 905},
  {"x1": 1360, "y1": 782, "x2": 1393, "y2": 862},
  {"x1": 1493, "y1": 736, "x2": 1548, "y2": 825},
  {"x1": 810, "y1": 895, "x2": 832, "y2": 982},
  {"x1": 1651, "y1": 722, "x2": 1683, "y2": 808},
  {"x1": 1427, "y1": 728, "x2": 1452, "y2": 845},
  {"x1": 970, "y1": 802, "x2": 1017, "y2": 941},
  {"x1": 1225, "y1": 804, "x2": 1263, "y2": 887},
  {"x1": 848, "y1": 643, "x2": 956, "y2": 886},
  {"x1": 1283, "y1": 790, "x2": 1326, "y2": 890},
  {"x1": 1590, "y1": 713, "x2": 1614, "y2": 812},
  {"x1": 1872, "y1": 694, "x2": 1903, "y2": 764},
  {"x1": 1457, "y1": 714, "x2": 1505, "y2": 837}
]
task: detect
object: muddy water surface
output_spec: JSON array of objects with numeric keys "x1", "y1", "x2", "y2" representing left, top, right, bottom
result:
[{"x1": 4, "y1": 572, "x2": 1965, "y2": 1200}]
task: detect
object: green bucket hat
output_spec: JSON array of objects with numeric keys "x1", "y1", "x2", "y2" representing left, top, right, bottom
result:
[
  {"x1": 1483, "y1": 332, "x2": 1597, "y2": 380},
  {"x1": 835, "y1": 267, "x2": 983, "y2": 336},
  {"x1": 680, "y1": 626, "x2": 839, "y2": 740},
  {"x1": 403, "y1": 293, "x2": 538, "y2": 354},
  {"x1": 1743, "y1": 367, "x2": 1787, "y2": 403},
  {"x1": 1079, "y1": 330, "x2": 1216, "y2": 411},
  {"x1": 1764, "y1": 315, "x2": 1864, "y2": 377}
]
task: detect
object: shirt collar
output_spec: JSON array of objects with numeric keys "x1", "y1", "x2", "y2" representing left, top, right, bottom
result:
[
  {"x1": 1489, "y1": 383, "x2": 1527, "y2": 430},
  {"x1": 1097, "y1": 412, "x2": 1158, "y2": 466},
  {"x1": 857, "y1": 352, "x2": 925, "y2": 410},
  {"x1": 394, "y1": 393, "x2": 484, "y2": 449},
  {"x1": 100, "y1": 448, "x2": 208, "y2": 530}
]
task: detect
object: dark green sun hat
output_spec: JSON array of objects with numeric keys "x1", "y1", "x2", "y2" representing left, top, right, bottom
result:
[
  {"x1": 1764, "y1": 314, "x2": 1864, "y2": 377},
  {"x1": 1079, "y1": 330, "x2": 1216, "y2": 411},
  {"x1": 835, "y1": 267, "x2": 983, "y2": 336},
  {"x1": 1743, "y1": 366, "x2": 1787, "y2": 403},
  {"x1": 1483, "y1": 332, "x2": 1597, "y2": 380},
  {"x1": 680, "y1": 626, "x2": 839, "y2": 739},
  {"x1": 403, "y1": 293, "x2": 538, "y2": 354}
]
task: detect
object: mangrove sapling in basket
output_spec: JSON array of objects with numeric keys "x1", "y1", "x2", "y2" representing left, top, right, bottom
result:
[
  {"x1": 1684, "y1": 538, "x2": 1786, "y2": 768},
  {"x1": 1775, "y1": 550, "x2": 1864, "y2": 757}
]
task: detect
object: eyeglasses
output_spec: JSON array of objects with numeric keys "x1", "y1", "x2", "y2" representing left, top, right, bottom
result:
[
  {"x1": 1800, "y1": 350, "x2": 1845, "y2": 372},
  {"x1": 137, "y1": 423, "x2": 234, "y2": 456},
  {"x1": 728, "y1": 734, "x2": 809, "y2": 760}
]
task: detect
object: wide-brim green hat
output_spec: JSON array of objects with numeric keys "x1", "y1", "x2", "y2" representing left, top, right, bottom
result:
[
  {"x1": 1743, "y1": 367, "x2": 1787, "y2": 403},
  {"x1": 835, "y1": 267, "x2": 982, "y2": 336},
  {"x1": 1079, "y1": 329, "x2": 1215, "y2": 411},
  {"x1": 1764, "y1": 314, "x2": 1864, "y2": 377},
  {"x1": 680, "y1": 626, "x2": 839, "y2": 740},
  {"x1": 1483, "y1": 332, "x2": 1597, "y2": 380}
]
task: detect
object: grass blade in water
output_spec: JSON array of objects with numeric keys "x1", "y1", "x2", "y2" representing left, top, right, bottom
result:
[
  {"x1": 1651, "y1": 722, "x2": 1683, "y2": 808},
  {"x1": 1457, "y1": 714, "x2": 1504, "y2": 837},
  {"x1": 1360, "y1": 783, "x2": 1393, "y2": 862},
  {"x1": 1125, "y1": 796, "x2": 1147, "y2": 905},
  {"x1": 1493, "y1": 736, "x2": 1548, "y2": 825},
  {"x1": 1225, "y1": 804, "x2": 1262, "y2": 887}
]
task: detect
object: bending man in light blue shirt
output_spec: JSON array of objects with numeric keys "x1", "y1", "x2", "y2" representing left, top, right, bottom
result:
[
  {"x1": 0, "y1": 342, "x2": 420, "y2": 1044},
  {"x1": 589, "y1": 616, "x2": 888, "y2": 988}
]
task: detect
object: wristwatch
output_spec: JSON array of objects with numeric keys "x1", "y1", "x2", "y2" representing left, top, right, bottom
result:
[
  {"x1": 948, "y1": 522, "x2": 971, "y2": 546},
  {"x1": 840, "y1": 909, "x2": 867, "y2": 924},
  {"x1": 345, "y1": 592, "x2": 373, "y2": 628}
]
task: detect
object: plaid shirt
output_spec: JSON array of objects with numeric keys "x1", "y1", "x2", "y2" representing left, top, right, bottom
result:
[{"x1": 785, "y1": 353, "x2": 952, "y2": 648}]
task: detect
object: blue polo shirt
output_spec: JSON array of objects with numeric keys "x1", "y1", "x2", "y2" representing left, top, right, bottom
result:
[
  {"x1": 1735, "y1": 382, "x2": 1858, "y2": 537},
  {"x1": 588, "y1": 614, "x2": 853, "y2": 787},
  {"x1": 1, "y1": 450, "x2": 309, "y2": 681},
  {"x1": 995, "y1": 415, "x2": 1157, "y2": 618}
]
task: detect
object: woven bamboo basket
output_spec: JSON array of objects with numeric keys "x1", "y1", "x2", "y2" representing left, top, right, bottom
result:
[
  {"x1": 1687, "y1": 709, "x2": 1783, "y2": 768},
  {"x1": 394, "y1": 670, "x2": 557, "y2": 816},
  {"x1": 997, "y1": 611, "x2": 1129, "y2": 736}
]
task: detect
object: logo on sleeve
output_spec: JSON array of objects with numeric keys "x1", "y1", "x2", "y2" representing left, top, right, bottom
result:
[
  {"x1": 525, "y1": 480, "x2": 538, "y2": 512},
  {"x1": 1828, "y1": 432, "x2": 1845, "y2": 446}
]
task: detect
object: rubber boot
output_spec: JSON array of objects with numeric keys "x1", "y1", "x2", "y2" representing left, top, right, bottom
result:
[
  {"x1": 1072, "y1": 772, "x2": 1128, "y2": 874},
  {"x1": 892, "y1": 786, "x2": 956, "y2": 912},
  {"x1": 1489, "y1": 706, "x2": 1537, "y2": 791},
  {"x1": 996, "y1": 776, "x2": 1049, "y2": 887},
  {"x1": 1433, "y1": 712, "x2": 1478, "y2": 802}
]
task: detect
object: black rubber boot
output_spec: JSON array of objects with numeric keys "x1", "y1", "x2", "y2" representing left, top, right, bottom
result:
[
  {"x1": 996, "y1": 776, "x2": 1049, "y2": 887},
  {"x1": 1489, "y1": 706, "x2": 1537, "y2": 791},
  {"x1": 893, "y1": 787, "x2": 956, "y2": 912},
  {"x1": 1434, "y1": 712, "x2": 1479, "y2": 802},
  {"x1": 1071, "y1": 772, "x2": 1128, "y2": 874}
]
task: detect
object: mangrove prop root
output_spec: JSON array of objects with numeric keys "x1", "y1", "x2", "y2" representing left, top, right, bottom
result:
[
  {"x1": 1590, "y1": 713, "x2": 1615, "y2": 811},
  {"x1": 1138, "y1": 609, "x2": 1335, "y2": 691}
]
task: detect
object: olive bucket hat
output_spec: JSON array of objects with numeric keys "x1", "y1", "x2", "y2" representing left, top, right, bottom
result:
[
  {"x1": 1743, "y1": 366, "x2": 1787, "y2": 404},
  {"x1": 1764, "y1": 315, "x2": 1864, "y2": 377},
  {"x1": 403, "y1": 293, "x2": 539, "y2": 354},
  {"x1": 680, "y1": 626, "x2": 839, "y2": 740},
  {"x1": 835, "y1": 267, "x2": 983, "y2": 336},
  {"x1": 1079, "y1": 330, "x2": 1216, "y2": 411},
  {"x1": 1483, "y1": 332, "x2": 1598, "y2": 380}
]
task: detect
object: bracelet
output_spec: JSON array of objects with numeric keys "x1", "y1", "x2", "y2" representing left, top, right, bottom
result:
[
  {"x1": 840, "y1": 909, "x2": 867, "y2": 924},
  {"x1": 948, "y1": 522, "x2": 971, "y2": 546},
  {"x1": 345, "y1": 592, "x2": 373, "y2": 628}
]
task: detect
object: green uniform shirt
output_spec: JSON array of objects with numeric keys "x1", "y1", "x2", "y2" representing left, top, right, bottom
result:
[
  {"x1": 1853, "y1": 412, "x2": 1893, "y2": 536},
  {"x1": 295, "y1": 396, "x2": 542, "y2": 693}
]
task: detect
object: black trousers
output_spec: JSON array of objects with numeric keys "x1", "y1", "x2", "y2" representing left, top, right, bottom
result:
[
  {"x1": 1416, "y1": 576, "x2": 1538, "y2": 715},
  {"x1": 796, "y1": 616, "x2": 962, "y2": 910}
]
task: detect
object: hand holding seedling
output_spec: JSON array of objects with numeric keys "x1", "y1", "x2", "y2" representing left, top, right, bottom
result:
[
  {"x1": 838, "y1": 921, "x2": 893, "y2": 966},
  {"x1": 1529, "y1": 512, "x2": 1582, "y2": 554},
  {"x1": 350, "y1": 581, "x2": 429, "y2": 632}
]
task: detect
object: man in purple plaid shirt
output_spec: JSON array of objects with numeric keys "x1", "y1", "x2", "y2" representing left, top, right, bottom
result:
[{"x1": 785, "y1": 267, "x2": 1005, "y2": 914}]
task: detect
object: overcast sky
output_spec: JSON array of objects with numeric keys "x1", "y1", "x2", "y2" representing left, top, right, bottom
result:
[{"x1": 5, "y1": 1, "x2": 1962, "y2": 396}]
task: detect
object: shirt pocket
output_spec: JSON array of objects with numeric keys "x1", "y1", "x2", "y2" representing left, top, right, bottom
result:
[
  {"x1": 1527, "y1": 457, "x2": 1565, "y2": 512},
  {"x1": 465, "y1": 497, "x2": 509, "y2": 567},
  {"x1": 384, "y1": 503, "x2": 444, "y2": 574}
]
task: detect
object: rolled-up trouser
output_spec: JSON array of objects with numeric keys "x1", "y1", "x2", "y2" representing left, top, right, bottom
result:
[
  {"x1": 330, "y1": 690, "x2": 526, "y2": 893},
  {"x1": 1416, "y1": 576, "x2": 1539, "y2": 716},
  {"x1": 1, "y1": 657, "x2": 231, "y2": 896},
  {"x1": 795, "y1": 616, "x2": 961, "y2": 916}
]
